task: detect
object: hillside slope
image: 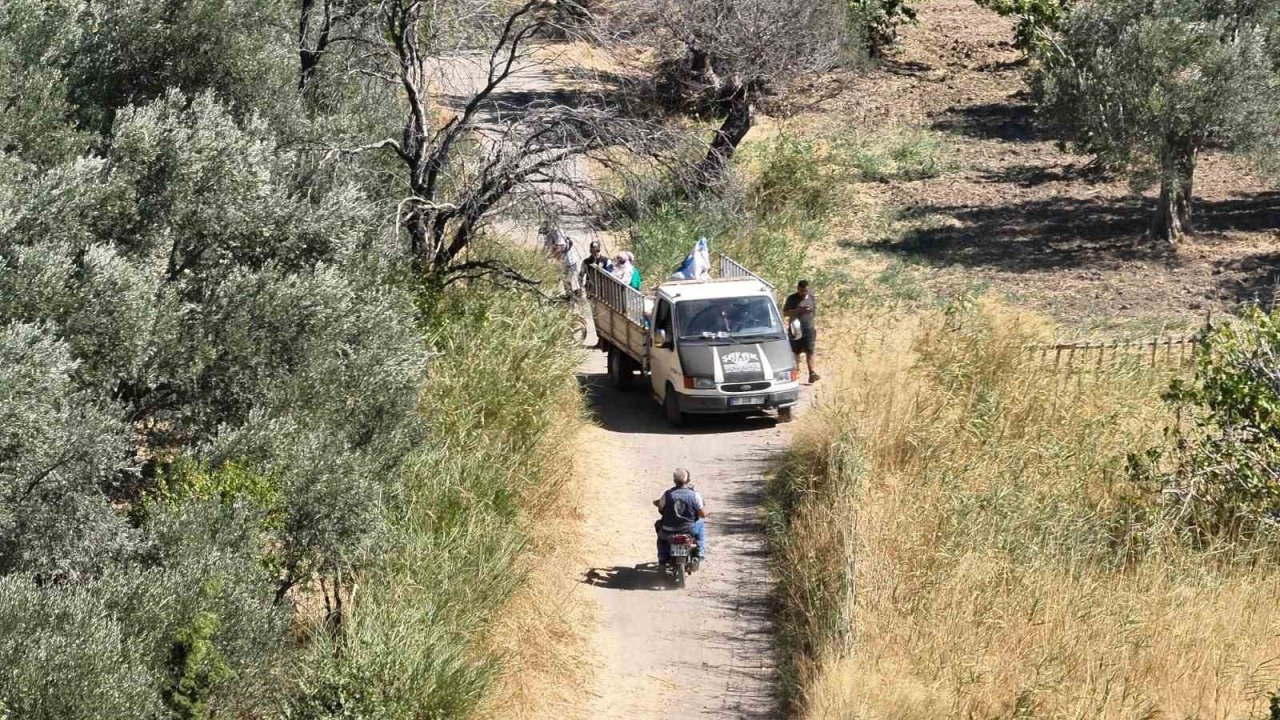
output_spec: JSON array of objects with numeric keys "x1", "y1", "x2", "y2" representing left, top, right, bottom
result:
[{"x1": 796, "y1": 0, "x2": 1280, "y2": 334}]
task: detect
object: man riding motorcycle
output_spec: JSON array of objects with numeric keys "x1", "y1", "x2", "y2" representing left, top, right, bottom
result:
[{"x1": 654, "y1": 468, "x2": 707, "y2": 563}]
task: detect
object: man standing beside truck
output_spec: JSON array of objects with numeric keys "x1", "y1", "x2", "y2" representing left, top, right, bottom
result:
[{"x1": 783, "y1": 279, "x2": 819, "y2": 383}]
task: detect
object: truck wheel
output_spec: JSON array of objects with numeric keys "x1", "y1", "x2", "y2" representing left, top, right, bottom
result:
[
  {"x1": 778, "y1": 407, "x2": 794, "y2": 423},
  {"x1": 608, "y1": 349, "x2": 633, "y2": 391},
  {"x1": 664, "y1": 385, "x2": 685, "y2": 427}
]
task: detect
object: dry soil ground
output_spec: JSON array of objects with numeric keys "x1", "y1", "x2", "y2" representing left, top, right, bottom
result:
[
  {"x1": 799, "y1": 0, "x2": 1280, "y2": 336},
  {"x1": 576, "y1": 350, "x2": 793, "y2": 719}
]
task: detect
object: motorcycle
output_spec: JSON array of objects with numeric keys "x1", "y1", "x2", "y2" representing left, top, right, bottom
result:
[{"x1": 659, "y1": 531, "x2": 700, "y2": 588}]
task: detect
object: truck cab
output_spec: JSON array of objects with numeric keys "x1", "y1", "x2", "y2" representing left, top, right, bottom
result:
[
  {"x1": 587, "y1": 257, "x2": 801, "y2": 426},
  {"x1": 647, "y1": 279, "x2": 800, "y2": 424}
]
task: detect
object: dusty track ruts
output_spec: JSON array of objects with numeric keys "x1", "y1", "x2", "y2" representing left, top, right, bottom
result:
[{"x1": 437, "y1": 46, "x2": 792, "y2": 718}]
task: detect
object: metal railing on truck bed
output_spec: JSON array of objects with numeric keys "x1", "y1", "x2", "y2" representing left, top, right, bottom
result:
[
  {"x1": 586, "y1": 265, "x2": 645, "y2": 324},
  {"x1": 715, "y1": 254, "x2": 773, "y2": 290},
  {"x1": 584, "y1": 253, "x2": 771, "y2": 366},
  {"x1": 585, "y1": 265, "x2": 648, "y2": 365}
]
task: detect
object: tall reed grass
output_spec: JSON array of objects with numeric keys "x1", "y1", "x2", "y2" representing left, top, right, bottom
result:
[
  {"x1": 770, "y1": 299, "x2": 1280, "y2": 719},
  {"x1": 290, "y1": 257, "x2": 589, "y2": 718}
]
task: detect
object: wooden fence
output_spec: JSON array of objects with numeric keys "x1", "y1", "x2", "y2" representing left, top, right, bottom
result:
[{"x1": 1030, "y1": 334, "x2": 1200, "y2": 370}]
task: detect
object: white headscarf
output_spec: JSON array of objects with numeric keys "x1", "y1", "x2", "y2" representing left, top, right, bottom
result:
[{"x1": 611, "y1": 253, "x2": 633, "y2": 283}]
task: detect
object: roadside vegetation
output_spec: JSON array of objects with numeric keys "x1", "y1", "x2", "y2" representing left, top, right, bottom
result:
[
  {"x1": 611, "y1": 125, "x2": 951, "y2": 290},
  {"x1": 761, "y1": 0, "x2": 1280, "y2": 717},
  {"x1": 11, "y1": 0, "x2": 1280, "y2": 716},
  {"x1": 0, "y1": 1, "x2": 588, "y2": 718},
  {"x1": 768, "y1": 297, "x2": 1280, "y2": 718}
]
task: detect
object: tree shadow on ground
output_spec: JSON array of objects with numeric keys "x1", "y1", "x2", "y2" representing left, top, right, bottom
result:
[
  {"x1": 1214, "y1": 251, "x2": 1280, "y2": 306},
  {"x1": 435, "y1": 64, "x2": 645, "y2": 119},
  {"x1": 931, "y1": 100, "x2": 1045, "y2": 143},
  {"x1": 976, "y1": 56, "x2": 1029, "y2": 73},
  {"x1": 873, "y1": 192, "x2": 1280, "y2": 273},
  {"x1": 539, "y1": 66, "x2": 696, "y2": 120},
  {"x1": 881, "y1": 58, "x2": 935, "y2": 78},
  {"x1": 437, "y1": 85, "x2": 623, "y2": 127},
  {"x1": 978, "y1": 163, "x2": 1103, "y2": 188}
]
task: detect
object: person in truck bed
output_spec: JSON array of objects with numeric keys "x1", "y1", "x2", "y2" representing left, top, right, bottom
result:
[{"x1": 611, "y1": 251, "x2": 642, "y2": 290}]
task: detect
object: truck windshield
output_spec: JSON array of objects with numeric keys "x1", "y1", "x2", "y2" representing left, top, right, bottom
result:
[{"x1": 675, "y1": 296, "x2": 783, "y2": 342}]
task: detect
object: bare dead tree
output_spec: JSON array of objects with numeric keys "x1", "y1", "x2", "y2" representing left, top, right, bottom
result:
[
  {"x1": 325, "y1": 0, "x2": 669, "y2": 280},
  {"x1": 297, "y1": 0, "x2": 378, "y2": 95},
  {"x1": 607, "y1": 0, "x2": 847, "y2": 187}
]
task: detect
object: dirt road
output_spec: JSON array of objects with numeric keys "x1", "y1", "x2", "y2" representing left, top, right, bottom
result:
[
  {"x1": 577, "y1": 351, "x2": 789, "y2": 718},
  {"x1": 439, "y1": 46, "x2": 789, "y2": 718}
]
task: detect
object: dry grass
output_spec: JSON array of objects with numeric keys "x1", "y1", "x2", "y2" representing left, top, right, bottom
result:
[
  {"x1": 475, "y1": 395, "x2": 595, "y2": 720},
  {"x1": 770, "y1": 299, "x2": 1280, "y2": 720}
]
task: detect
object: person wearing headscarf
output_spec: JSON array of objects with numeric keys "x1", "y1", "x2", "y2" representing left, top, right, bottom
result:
[
  {"x1": 624, "y1": 251, "x2": 641, "y2": 290},
  {"x1": 611, "y1": 252, "x2": 633, "y2": 284}
]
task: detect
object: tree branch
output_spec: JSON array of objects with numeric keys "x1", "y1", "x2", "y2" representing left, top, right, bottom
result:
[{"x1": 443, "y1": 259, "x2": 543, "y2": 289}]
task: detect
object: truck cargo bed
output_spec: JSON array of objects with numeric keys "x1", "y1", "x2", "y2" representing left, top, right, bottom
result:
[{"x1": 586, "y1": 266, "x2": 648, "y2": 367}]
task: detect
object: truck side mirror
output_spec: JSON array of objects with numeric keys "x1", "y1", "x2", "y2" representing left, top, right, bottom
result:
[{"x1": 654, "y1": 328, "x2": 668, "y2": 348}]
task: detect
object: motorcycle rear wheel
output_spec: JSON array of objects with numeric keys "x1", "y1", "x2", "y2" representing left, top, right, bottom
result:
[{"x1": 674, "y1": 560, "x2": 686, "y2": 588}]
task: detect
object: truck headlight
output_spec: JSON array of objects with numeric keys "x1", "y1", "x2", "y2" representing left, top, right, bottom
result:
[
  {"x1": 775, "y1": 369, "x2": 797, "y2": 383},
  {"x1": 683, "y1": 376, "x2": 717, "y2": 390}
]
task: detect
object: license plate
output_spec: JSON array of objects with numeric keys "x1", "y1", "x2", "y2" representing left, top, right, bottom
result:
[
  {"x1": 670, "y1": 544, "x2": 691, "y2": 557},
  {"x1": 729, "y1": 396, "x2": 764, "y2": 406}
]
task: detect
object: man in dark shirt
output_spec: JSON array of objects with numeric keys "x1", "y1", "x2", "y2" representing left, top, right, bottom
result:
[
  {"x1": 782, "y1": 279, "x2": 819, "y2": 383},
  {"x1": 578, "y1": 240, "x2": 611, "y2": 287}
]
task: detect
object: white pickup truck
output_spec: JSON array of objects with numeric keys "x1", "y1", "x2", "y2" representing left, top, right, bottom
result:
[{"x1": 586, "y1": 255, "x2": 801, "y2": 426}]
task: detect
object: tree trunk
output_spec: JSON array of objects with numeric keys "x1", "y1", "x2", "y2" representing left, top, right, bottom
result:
[
  {"x1": 298, "y1": 0, "x2": 318, "y2": 92},
  {"x1": 297, "y1": 0, "x2": 332, "y2": 95},
  {"x1": 1151, "y1": 143, "x2": 1197, "y2": 245},
  {"x1": 688, "y1": 47, "x2": 720, "y2": 92},
  {"x1": 693, "y1": 80, "x2": 752, "y2": 187}
]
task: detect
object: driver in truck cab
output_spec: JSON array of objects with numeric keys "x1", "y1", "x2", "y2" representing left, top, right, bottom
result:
[{"x1": 654, "y1": 468, "x2": 707, "y2": 562}]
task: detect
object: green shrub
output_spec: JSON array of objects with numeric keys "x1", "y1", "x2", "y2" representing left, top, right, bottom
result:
[
  {"x1": 976, "y1": 0, "x2": 1071, "y2": 52},
  {"x1": 831, "y1": 129, "x2": 951, "y2": 182},
  {"x1": 158, "y1": 459, "x2": 281, "y2": 512},
  {"x1": 747, "y1": 133, "x2": 837, "y2": 219},
  {"x1": 165, "y1": 612, "x2": 231, "y2": 720},
  {"x1": 844, "y1": 0, "x2": 918, "y2": 58},
  {"x1": 1134, "y1": 308, "x2": 1280, "y2": 536}
]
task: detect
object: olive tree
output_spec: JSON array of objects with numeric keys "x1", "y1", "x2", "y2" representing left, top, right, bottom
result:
[
  {"x1": 1036, "y1": 0, "x2": 1280, "y2": 243},
  {"x1": 975, "y1": 0, "x2": 1070, "y2": 52},
  {"x1": 847, "y1": 0, "x2": 918, "y2": 58},
  {"x1": 0, "y1": 323, "x2": 134, "y2": 582},
  {"x1": 62, "y1": 0, "x2": 291, "y2": 135},
  {"x1": 0, "y1": 0, "x2": 88, "y2": 166},
  {"x1": 1, "y1": 80, "x2": 428, "y2": 620}
]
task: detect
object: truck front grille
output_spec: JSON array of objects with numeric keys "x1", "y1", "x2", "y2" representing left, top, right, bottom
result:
[{"x1": 722, "y1": 381, "x2": 771, "y2": 393}]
